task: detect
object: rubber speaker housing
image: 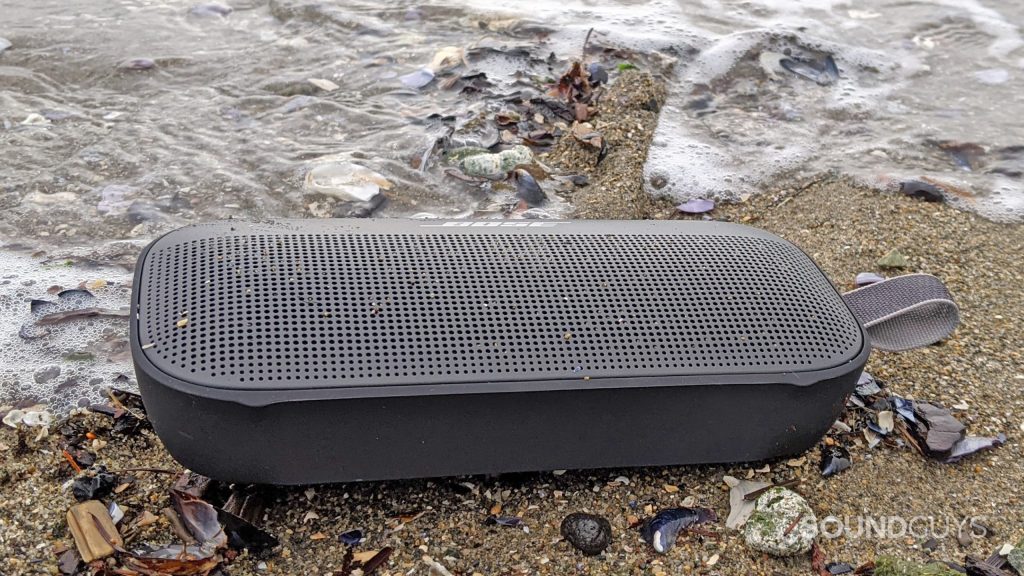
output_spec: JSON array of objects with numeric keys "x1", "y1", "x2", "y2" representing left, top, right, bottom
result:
[{"x1": 130, "y1": 219, "x2": 869, "y2": 484}]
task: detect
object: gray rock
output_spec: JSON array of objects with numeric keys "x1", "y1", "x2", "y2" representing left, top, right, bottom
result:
[
  {"x1": 742, "y1": 487, "x2": 817, "y2": 556},
  {"x1": 1008, "y1": 542, "x2": 1024, "y2": 573},
  {"x1": 34, "y1": 365, "x2": 61, "y2": 384}
]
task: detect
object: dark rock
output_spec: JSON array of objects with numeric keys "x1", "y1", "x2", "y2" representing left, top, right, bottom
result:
[
  {"x1": 561, "y1": 512, "x2": 612, "y2": 556},
  {"x1": 71, "y1": 467, "x2": 119, "y2": 502},
  {"x1": 900, "y1": 180, "x2": 944, "y2": 202}
]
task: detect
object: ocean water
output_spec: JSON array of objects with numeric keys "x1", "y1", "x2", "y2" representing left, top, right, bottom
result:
[{"x1": 1, "y1": 0, "x2": 1021, "y2": 411}]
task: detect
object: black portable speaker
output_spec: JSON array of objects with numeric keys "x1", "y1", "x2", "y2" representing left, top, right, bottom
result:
[{"x1": 130, "y1": 219, "x2": 869, "y2": 484}]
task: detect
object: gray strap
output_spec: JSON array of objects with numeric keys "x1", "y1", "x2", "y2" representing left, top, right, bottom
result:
[{"x1": 842, "y1": 274, "x2": 959, "y2": 352}]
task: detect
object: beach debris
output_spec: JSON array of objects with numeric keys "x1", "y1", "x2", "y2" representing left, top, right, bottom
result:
[
  {"x1": 308, "y1": 77, "x2": 340, "y2": 92},
  {"x1": 855, "y1": 272, "x2": 885, "y2": 286},
  {"x1": 587, "y1": 62, "x2": 608, "y2": 86},
  {"x1": 422, "y1": 555, "x2": 455, "y2": 576},
  {"x1": 677, "y1": 198, "x2": 715, "y2": 214},
  {"x1": 908, "y1": 402, "x2": 966, "y2": 455},
  {"x1": 119, "y1": 58, "x2": 156, "y2": 71},
  {"x1": 877, "y1": 410, "x2": 895, "y2": 434},
  {"x1": 820, "y1": 444, "x2": 852, "y2": 477},
  {"x1": 108, "y1": 502, "x2": 125, "y2": 525},
  {"x1": 171, "y1": 490, "x2": 228, "y2": 548},
  {"x1": 189, "y1": 2, "x2": 233, "y2": 17},
  {"x1": 72, "y1": 466, "x2": 119, "y2": 501},
  {"x1": 825, "y1": 562, "x2": 854, "y2": 574},
  {"x1": 456, "y1": 145, "x2": 533, "y2": 179},
  {"x1": 400, "y1": 68, "x2": 435, "y2": 89},
  {"x1": 568, "y1": 122, "x2": 608, "y2": 163},
  {"x1": 305, "y1": 160, "x2": 392, "y2": 202},
  {"x1": 855, "y1": 371, "x2": 882, "y2": 397},
  {"x1": 552, "y1": 61, "x2": 594, "y2": 113},
  {"x1": 779, "y1": 54, "x2": 839, "y2": 85},
  {"x1": 723, "y1": 475, "x2": 771, "y2": 529},
  {"x1": 122, "y1": 545, "x2": 221, "y2": 576},
  {"x1": 901, "y1": 180, "x2": 944, "y2": 202},
  {"x1": 485, "y1": 515, "x2": 525, "y2": 530},
  {"x1": 19, "y1": 288, "x2": 128, "y2": 340},
  {"x1": 743, "y1": 487, "x2": 816, "y2": 557},
  {"x1": 944, "y1": 434, "x2": 1006, "y2": 463},
  {"x1": 218, "y1": 507, "x2": 279, "y2": 554},
  {"x1": 876, "y1": 248, "x2": 908, "y2": 269},
  {"x1": 350, "y1": 547, "x2": 392, "y2": 574},
  {"x1": 339, "y1": 528, "x2": 364, "y2": 546},
  {"x1": 560, "y1": 512, "x2": 613, "y2": 556},
  {"x1": 963, "y1": 555, "x2": 1012, "y2": 576},
  {"x1": 512, "y1": 168, "x2": 547, "y2": 207},
  {"x1": 2, "y1": 405, "x2": 54, "y2": 435},
  {"x1": 642, "y1": 507, "x2": 717, "y2": 554},
  {"x1": 57, "y1": 549, "x2": 82, "y2": 575},
  {"x1": 68, "y1": 500, "x2": 124, "y2": 562}
]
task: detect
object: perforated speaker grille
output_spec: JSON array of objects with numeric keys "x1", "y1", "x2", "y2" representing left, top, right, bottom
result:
[{"x1": 136, "y1": 221, "x2": 863, "y2": 390}]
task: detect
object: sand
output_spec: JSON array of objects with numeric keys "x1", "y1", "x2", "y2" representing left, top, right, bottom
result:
[{"x1": 1, "y1": 71, "x2": 1022, "y2": 576}]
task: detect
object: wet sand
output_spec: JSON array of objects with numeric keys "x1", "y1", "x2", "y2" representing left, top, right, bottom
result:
[{"x1": 2, "y1": 72, "x2": 1023, "y2": 576}]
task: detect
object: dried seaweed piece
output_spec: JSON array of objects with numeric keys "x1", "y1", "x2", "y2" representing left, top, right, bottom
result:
[{"x1": 122, "y1": 545, "x2": 221, "y2": 576}]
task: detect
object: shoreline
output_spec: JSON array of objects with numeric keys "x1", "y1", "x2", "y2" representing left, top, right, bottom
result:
[{"x1": 2, "y1": 70, "x2": 1023, "y2": 576}]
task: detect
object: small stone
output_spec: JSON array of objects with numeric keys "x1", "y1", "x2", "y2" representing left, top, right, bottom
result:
[
  {"x1": 34, "y1": 365, "x2": 61, "y2": 384},
  {"x1": 743, "y1": 487, "x2": 817, "y2": 557},
  {"x1": 119, "y1": 58, "x2": 156, "y2": 71},
  {"x1": 561, "y1": 512, "x2": 613, "y2": 556},
  {"x1": 458, "y1": 145, "x2": 533, "y2": 179},
  {"x1": 877, "y1": 249, "x2": 908, "y2": 269},
  {"x1": 0, "y1": 37, "x2": 11, "y2": 55},
  {"x1": 855, "y1": 272, "x2": 885, "y2": 286},
  {"x1": 663, "y1": 484, "x2": 679, "y2": 493},
  {"x1": 706, "y1": 553, "x2": 720, "y2": 566},
  {"x1": 189, "y1": 2, "x2": 233, "y2": 17},
  {"x1": 308, "y1": 78, "x2": 339, "y2": 92}
]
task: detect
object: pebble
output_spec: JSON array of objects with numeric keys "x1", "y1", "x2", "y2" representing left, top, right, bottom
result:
[
  {"x1": 876, "y1": 248, "x2": 908, "y2": 269},
  {"x1": 458, "y1": 145, "x2": 533, "y2": 179},
  {"x1": 0, "y1": 37, "x2": 11, "y2": 54},
  {"x1": 33, "y1": 366, "x2": 61, "y2": 384},
  {"x1": 743, "y1": 487, "x2": 817, "y2": 556},
  {"x1": 119, "y1": 58, "x2": 156, "y2": 70},
  {"x1": 189, "y1": 2, "x2": 233, "y2": 17},
  {"x1": 560, "y1": 512, "x2": 612, "y2": 556}
]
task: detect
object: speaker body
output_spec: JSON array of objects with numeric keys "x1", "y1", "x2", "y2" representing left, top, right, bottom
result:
[{"x1": 130, "y1": 219, "x2": 869, "y2": 484}]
